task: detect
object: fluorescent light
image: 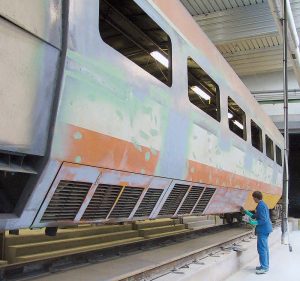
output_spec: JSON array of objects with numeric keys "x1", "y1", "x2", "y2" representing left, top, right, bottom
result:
[
  {"x1": 150, "y1": 51, "x2": 168, "y2": 67},
  {"x1": 191, "y1": 86, "x2": 211, "y2": 100},
  {"x1": 228, "y1": 112, "x2": 233, "y2": 119},
  {"x1": 233, "y1": 120, "x2": 244, "y2": 130}
]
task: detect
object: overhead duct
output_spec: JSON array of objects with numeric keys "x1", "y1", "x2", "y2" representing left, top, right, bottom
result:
[{"x1": 268, "y1": 0, "x2": 300, "y2": 86}]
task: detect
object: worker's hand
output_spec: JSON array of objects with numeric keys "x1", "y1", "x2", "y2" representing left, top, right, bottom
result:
[
  {"x1": 240, "y1": 206, "x2": 245, "y2": 213},
  {"x1": 249, "y1": 219, "x2": 258, "y2": 226}
]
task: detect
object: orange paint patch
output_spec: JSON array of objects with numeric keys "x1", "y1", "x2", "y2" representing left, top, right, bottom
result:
[
  {"x1": 55, "y1": 124, "x2": 281, "y2": 200},
  {"x1": 56, "y1": 124, "x2": 160, "y2": 175},
  {"x1": 187, "y1": 160, "x2": 282, "y2": 195}
]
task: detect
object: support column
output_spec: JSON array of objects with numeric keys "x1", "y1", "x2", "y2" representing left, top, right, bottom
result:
[{"x1": 0, "y1": 232, "x2": 4, "y2": 260}]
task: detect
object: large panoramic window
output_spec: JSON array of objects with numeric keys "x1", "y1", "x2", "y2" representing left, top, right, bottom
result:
[
  {"x1": 265, "y1": 135, "x2": 274, "y2": 160},
  {"x1": 251, "y1": 120, "x2": 263, "y2": 152},
  {"x1": 276, "y1": 145, "x2": 282, "y2": 166},
  {"x1": 187, "y1": 57, "x2": 220, "y2": 121},
  {"x1": 99, "y1": 0, "x2": 172, "y2": 86},
  {"x1": 228, "y1": 97, "x2": 247, "y2": 140}
]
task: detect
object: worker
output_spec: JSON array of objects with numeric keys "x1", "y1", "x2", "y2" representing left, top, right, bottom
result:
[{"x1": 240, "y1": 191, "x2": 272, "y2": 275}]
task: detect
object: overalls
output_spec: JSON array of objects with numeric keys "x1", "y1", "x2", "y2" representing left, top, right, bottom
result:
[{"x1": 253, "y1": 200, "x2": 273, "y2": 270}]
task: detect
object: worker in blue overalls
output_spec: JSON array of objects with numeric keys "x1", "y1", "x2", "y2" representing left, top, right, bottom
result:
[{"x1": 241, "y1": 191, "x2": 273, "y2": 275}]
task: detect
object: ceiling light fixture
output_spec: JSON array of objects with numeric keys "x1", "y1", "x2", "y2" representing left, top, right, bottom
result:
[
  {"x1": 191, "y1": 86, "x2": 211, "y2": 100},
  {"x1": 233, "y1": 120, "x2": 244, "y2": 130},
  {"x1": 150, "y1": 51, "x2": 169, "y2": 67}
]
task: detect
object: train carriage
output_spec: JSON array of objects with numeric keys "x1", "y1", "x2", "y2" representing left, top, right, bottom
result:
[{"x1": 0, "y1": 0, "x2": 283, "y2": 231}]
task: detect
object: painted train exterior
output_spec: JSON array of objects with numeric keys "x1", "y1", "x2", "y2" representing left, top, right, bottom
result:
[{"x1": 0, "y1": 0, "x2": 283, "y2": 231}]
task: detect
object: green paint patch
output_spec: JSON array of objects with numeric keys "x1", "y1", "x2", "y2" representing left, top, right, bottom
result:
[
  {"x1": 116, "y1": 110, "x2": 123, "y2": 120},
  {"x1": 140, "y1": 130, "x2": 150, "y2": 140},
  {"x1": 74, "y1": 156, "x2": 82, "y2": 163},
  {"x1": 142, "y1": 106, "x2": 152, "y2": 114},
  {"x1": 145, "y1": 151, "x2": 151, "y2": 161},
  {"x1": 140, "y1": 169, "x2": 145, "y2": 174},
  {"x1": 150, "y1": 147, "x2": 157, "y2": 156},
  {"x1": 131, "y1": 137, "x2": 142, "y2": 152},
  {"x1": 190, "y1": 167, "x2": 195, "y2": 173},
  {"x1": 67, "y1": 50, "x2": 124, "y2": 80},
  {"x1": 73, "y1": 131, "x2": 82, "y2": 140},
  {"x1": 150, "y1": 129, "x2": 159, "y2": 137},
  {"x1": 149, "y1": 85, "x2": 171, "y2": 106}
]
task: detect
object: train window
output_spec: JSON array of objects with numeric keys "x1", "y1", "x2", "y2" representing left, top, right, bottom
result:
[
  {"x1": 228, "y1": 97, "x2": 247, "y2": 140},
  {"x1": 99, "y1": 0, "x2": 172, "y2": 86},
  {"x1": 251, "y1": 120, "x2": 263, "y2": 152},
  {"x1": 187, "y1": 57, "x2": 220, "y2": 121},
  {"x1": 265, "y1": 135, "x2": 274, "y2": 160},
  {"x1": 276, "y1": 145, "x2": 282, "y2": 166}
]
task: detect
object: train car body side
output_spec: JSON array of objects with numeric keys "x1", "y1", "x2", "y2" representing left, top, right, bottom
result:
[{"x1": 0, "y1": 0, "x2": 283, "y2": 230}]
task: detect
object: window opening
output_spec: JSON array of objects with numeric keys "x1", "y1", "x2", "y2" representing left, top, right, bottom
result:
[
  {"x1": 265, "y1": 135, "x2": 274, "y2": 160},
  {"x1": 251, "y1": 120, "x2": 263, "y2": 152},
  {"x1": 276, "y1": 145, "x2": 282, "y2": 166},
  {"x1": 99, "y1": 0, "x2": 172, "y2": 86},
  {"x1": 187, "y1": 57, "x2": 220, "y2": 121},
  {"x1": 228, "y1": 97, "x2": 246, "y2": 140}
]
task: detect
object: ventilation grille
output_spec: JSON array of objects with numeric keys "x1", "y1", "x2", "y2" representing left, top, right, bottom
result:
[
  {"x1": 159, "y1": 184, "x2": 189, "y2": 216},
  {"x1": 0, "y1": 151, "x2": 38, "y2": 174},
  {"x1": 177, "y1": 186, "x2": 204, "y2": 215},
  {"x1": 81, "y1": 184, "x2": 122, "y2": 220},
  {"x1": 41, "y1": 180, "x2": 91, "y2": 222},
  {"x1": 134, "y1": 188, "x2": 163, "y2": 217},
  {"x1": 109, "y1": 186, "x2": 144, "y2": 218},
  {"x1": 193, "y1": 187, "x2": 216, "y2": 214}
]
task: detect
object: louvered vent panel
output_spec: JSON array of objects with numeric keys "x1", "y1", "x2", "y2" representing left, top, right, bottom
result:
[
  {"x1": 109, "y1": 186, "x2": 144, "y2": 218},
  {"x1": 158, "y1": 184, "x2": 189, "y2": 216},
  {"x1": 41, "y1": 180, "x2": 91, "y2": 222},
  {"x1": 81, "y1": 184, "x2": 122, "y2": 220},
  {"x1": 193, "y1": 187, "x2": 216, "y2": 214},
  {"x1": 134, "y1": 188, "x2": 163, "y2": 217},
  {"x1": 177, "y1": 186, "x2": 204, "y2": 215}
]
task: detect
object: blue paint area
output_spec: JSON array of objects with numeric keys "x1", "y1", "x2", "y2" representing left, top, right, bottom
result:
[
  {"x1": 244, "y1": 148, "x2": 253, "y2": 170},
  {"x1": 271, "y1": 164, "x2": 277, "y2": 184},
  {"x1": 156, "y1": 111, "x2": 190, "y2": 178},
  {"x1": 218, "y1": 130, "x2": 230, "y2": 151}
]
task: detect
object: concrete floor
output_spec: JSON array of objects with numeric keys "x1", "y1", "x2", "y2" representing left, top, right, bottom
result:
[
  {"x1": 30, "y1": 227, "x2": 248, "y2": 281},
  {"x1": 226, "y1": 230, "x2": 300, "y2": 281},
  {"x1": 28, "y1": 224, "x2": 299, "y2": 281}
]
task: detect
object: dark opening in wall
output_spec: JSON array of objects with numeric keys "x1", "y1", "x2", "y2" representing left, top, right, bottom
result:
[
  {"x1": 265, "y1": 135, "x2": 274, "y2": 160},
  {"x1": 187, "y1": 57, "x2": 220, "y2": 121},
  {"x1": 275, "y1": 145, "x2": 282, "y2": 166},
  {"x1": 288, "y1": 134, "x2": 300, "y2": 217},
  {"x1": 99, "y1": 0, "x2": 172, "y2": 86},
  {"x1": 251, "y1": 120, "x2": 263, "y2": 152},
  {"x1": 0, "y1": 151, "x2": 41, "y2": 214},
  {"x1": 228, "y1": 97, "x2": 247, "y2": 140}
]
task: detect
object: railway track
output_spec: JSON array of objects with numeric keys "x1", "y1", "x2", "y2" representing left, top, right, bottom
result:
[{"x1": 0, "y1": 222, "x2": 258, "y2": 281}]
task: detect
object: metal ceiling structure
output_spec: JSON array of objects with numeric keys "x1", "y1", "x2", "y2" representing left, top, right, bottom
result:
[
  {"x1": 181, "y1": 0, "x2": 300, "y2": 77},
  {"x1": 180, "y1": 0, "x2": 300, "y2": 131}
]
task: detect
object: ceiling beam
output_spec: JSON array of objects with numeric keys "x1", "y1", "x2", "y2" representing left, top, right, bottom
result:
[{"x1": 192, "y1": 1, "x2": 300, "y2": 44}]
